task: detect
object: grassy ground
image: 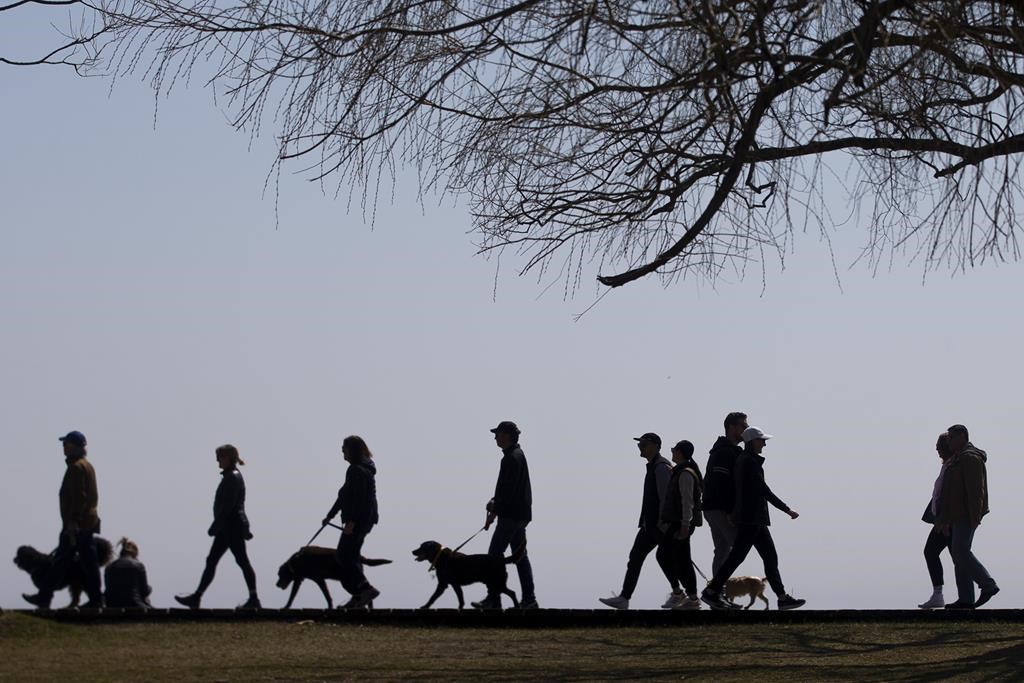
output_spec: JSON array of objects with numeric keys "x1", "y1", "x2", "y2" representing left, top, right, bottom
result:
[{"x1": 2, "y1": 612, "x2": 1024, "y2": 681}]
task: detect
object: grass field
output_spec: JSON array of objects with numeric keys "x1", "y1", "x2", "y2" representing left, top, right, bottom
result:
[{"x1": 3, "y1": 611, "x2": 1024, "y2": 681}]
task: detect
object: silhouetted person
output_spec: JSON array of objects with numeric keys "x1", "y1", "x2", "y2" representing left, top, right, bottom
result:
[
  {"x1": 919, "y1": 432, "x2": 954, "y2": 609},
  {"x1": 701, "y1": 427, "x2": 805, "y2": 611},
  {"x1": 599, "y1": 432, "x2": 677, "y2": 609},
  {"x1": 104, "y1": 538, "x2": 152, "y2": 608},
  {"x1": 322, "y1": 435, "x2": 380, "y2": 609},
  {"x1": 472, "y1": 420, "x2": 537, "y2": 609},
  {"x1": 660, "y1": 440, "x2": 704, "y2": 610},
  {"x1": 23, "y1": 430, "x2": 103, "y2": 609},
  {"x1": 703, "y1": 412, "x2": 747, "y2": 577},
  {"x1": 175, "y1": 444, "x2": 261, "y2": 609},
  {"x1": 936, "y1": 424, "x2": 998, "y2": 609}
]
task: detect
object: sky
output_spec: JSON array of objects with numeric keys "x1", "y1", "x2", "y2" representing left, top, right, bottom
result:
[{"x1": 2, "y1": 8, "x2": 1022, "y2": 611}]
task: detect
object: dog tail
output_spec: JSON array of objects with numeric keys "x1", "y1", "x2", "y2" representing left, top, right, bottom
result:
[
  {"x1": 504, "y1": 541, "x2": 527, "y2": 564},
  {"x1": 361, "y1": 557, "x2": 392, "y2": 566},
  {"x1": 95, "y1": 537, "x2": 115, "y2": 566}
]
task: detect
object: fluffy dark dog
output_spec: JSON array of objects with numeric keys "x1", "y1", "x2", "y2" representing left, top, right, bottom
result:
[
  {"x1": 412, "y1": 540, "x2": 524, "y2": 609},
  {"x1": 276, "y1": 546, "x2": 391, "y2": 609},
  {"x1": 14, "y1": 537, "x2": 114, "y2": 607}
]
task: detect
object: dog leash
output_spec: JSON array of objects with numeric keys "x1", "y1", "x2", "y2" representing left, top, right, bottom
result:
[
  {"x1": 453, "y1": 525, "x2": 487, "y2": 553},
  {"x1": 304, "y1": 521, "x2": 347, "y2": 547},
  {"x1": 692, "y1": 560, "x2": 710, "y2": 583}
]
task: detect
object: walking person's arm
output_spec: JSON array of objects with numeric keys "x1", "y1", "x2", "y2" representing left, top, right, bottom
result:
[{"x1": 678, "y1": 472, "x2": 695, "y2": 538}]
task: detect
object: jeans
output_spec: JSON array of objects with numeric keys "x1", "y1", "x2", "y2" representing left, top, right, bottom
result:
[
  {"x1": 41, "y1": 529, "x2": 102, "y2": 603},
  {"x1": 487, "y1": 517, "x2": 535, "y2": 601},
  {"x1": 924, "y1": 528, "x2": 950, "y2": 588},
  {"x1": 198, "y1": 533, "x2": 257, "y2": 595},
  {"x1": 950, "y1": 521, "x2": 996, "y2": 604},
  {"x1": 704, "y1": 510, "x2": 738, "y2": 576},
  {"x1": 336, "y1": 527, "x2": 374, "y2": 596},
  {"x1": 620, "y1": 527, "x2": 677, "y2": 599},
  {"x1": 709, "y1": 524, "x2": 785, "y2": 597}
]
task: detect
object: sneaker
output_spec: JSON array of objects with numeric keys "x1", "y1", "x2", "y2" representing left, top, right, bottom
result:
[
  {"x1": 918, "y1": 593, "x2": 945, "y2": 609},
  {"x1": 351, "y1": 586, "x2": 380, "y2": 609},
  {"x1": 237, "y1": 595, "x2": 262, "y2": 610},
  {"x1": 80, "y1": 599, "x2": 105, "y2": 610},
  {"x1": 661, "y1": 592, "x2": 683, "y2": 609},
  {"x1": 700, "y1": 587, "x2": 731, "y2": 610},
  {"x1": 673, "y1": 596, "x2": 702, "y2": 610},
  {"x1": 520, "y1": 597, "x2": 540, "y2": 609},
  {"x1": 777, "y1": 594, "x2": 806, "y2": 610},
  {"x1": 22, "y1": 593, "x2": 51, "y2": 610},
  {"x1": 975, "y1": 585, "x2": 1000, "y2": 608},
  {"x1": 470, "y1": 597, "x2": 502, "y2": 610},
  {"x1": 598, "y1": 594, "x2": 629, "y2": 610},
  {"x1": 944, "y1": 600, "x2": 975, "y2": 610},
  {"x1": 174, "y1": 593, "x2": 201, "y2": 610}
]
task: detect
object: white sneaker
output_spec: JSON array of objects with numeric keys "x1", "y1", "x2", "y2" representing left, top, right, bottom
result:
[
  {"x1": 599, "y1": 593, "x2": 629, "y2": 610},
  {"x1": 672, "y1": 596, "x2": 702, "y2": 610},
  {"x1": 919, "y1": 593, "x2": 944, "y2": 609},
  {"x1": 661, "y1": 592, "x2": 683, "y2": 609}
]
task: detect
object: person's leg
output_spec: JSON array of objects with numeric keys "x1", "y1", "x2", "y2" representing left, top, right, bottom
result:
[
  {"x1": 924, "y1": 529, "x2": 946, "y2": 588},
  {"x1": 950, "y1": 522, "x2": 996, "y2": 604},
  {"x1": 673, "y1": 535, "x2": 697, "y2": 597},
  {"x1": 508, "y1": 523, "x2": 535, "y2": 602},
  {"x1": 75, "y1": 530, "x2": 103, "y2": 604},
  {"x1": 707, "y1": 525, "x2": 757, "y2": 592},
  {"x1": 196, "y1": 535, "x2": 230, "y2": 595},
  {"x1": 750, "y1": 527, "x2": 784, "y2": 597},
  {"x1": 654, "y1": 532, "x2": 680, "y2": 593},
  {"x1": 484, "y1": 518, "x2": 517, "y2": 601},
  {"x1": 621, "y1": 528, "x2": 657, "y2": 600},
  {"x1": 227, "y1": 536, "x2": 258, "y2": 596},
  {"x1": 704, "y1": 510, "x2": 737, "y2": 576},
  {"x1": 335, "y1": 530, "x2": 369, "y2": 596}
]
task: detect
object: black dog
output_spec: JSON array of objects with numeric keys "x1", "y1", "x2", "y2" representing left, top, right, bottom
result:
[
  {"x1": 276, "y1": 546, "x2": 391, "y2": 609},
  {"x1": 412, "y1": 540, "x2": 524, "y2": 609},
  {"x1": 14, "y1": 537, "x2": 114, "y2": 608}
]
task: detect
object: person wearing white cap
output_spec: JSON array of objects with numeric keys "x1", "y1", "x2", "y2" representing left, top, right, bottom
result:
[{"x1": 700, "y1": 427, "x2": 806, "y2": 611}]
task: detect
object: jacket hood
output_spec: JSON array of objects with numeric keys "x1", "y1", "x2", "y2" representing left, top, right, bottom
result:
[
  {"x1": 353, "y1": 458, "x2": 377, "y2": 475},
  {"x1": 963, "y1": 443, "x2": 987, "y2": 463}
]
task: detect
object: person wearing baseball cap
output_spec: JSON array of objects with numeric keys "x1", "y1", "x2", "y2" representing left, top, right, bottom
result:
[
  {"x1": 599, "y1": 432, "x2": 678, "y2": 609},
  {"x1": 471, "y1": 420, "x2": 537, "y2": 609},
  {"x1": 23, "y1": 431, "x2": 104, "y2": 609},
  {"x1": 700, "y1": 427, "x2": 806, "y2": 611}
]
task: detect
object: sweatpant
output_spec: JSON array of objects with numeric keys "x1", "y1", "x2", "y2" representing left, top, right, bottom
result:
[
  {"x1": 336, "y1": 528, "x2": 374, "y2": 596},
  {"x1": 620, "y1": 527, "x2": 677, "y2": 599},
  {"x1": 704, "y1": 510, "x2": 737, "y2": 576},
  {"x1": 487, "y1": 517, "x2": 535, "y2": 601},
  {"x1": 709, "y1": 524, "x2": 785, "y2": 597},
  {"x1": 924, "y1": 528, "x2": 950, "y2": 588},
  {"x1": 950, "y1": 521, "x2": 996, "y2": 604},
  {"x1": 198, "y1": 533, "x2": 257, "y2": 595}
]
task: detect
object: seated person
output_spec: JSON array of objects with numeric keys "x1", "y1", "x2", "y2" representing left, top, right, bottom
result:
[{"x1": 104, "y1": 538, "x2": 152, "y2": 608}]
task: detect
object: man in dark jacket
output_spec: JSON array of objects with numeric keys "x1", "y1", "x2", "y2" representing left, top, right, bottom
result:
[
  {"x1": 599, "y1": 433, "x2": 677, "y2": 609},
  {"x1": 472, "y1": 421, "x2": 537, "y2": 609},
  {"x1": 937, "y1": 424, "x2": 998, "y2": 609},
  {"x1": 703, "y1": 412, "x2": 747, "y2": 576},
  {"x1": 24, "y1": 430, "x2": 104, "y2": 609},
  {"x1": 104, "y1": 538, "x2": 152, "y2": 609},
  {"x1": 701, "y1": 427, "x2": 805, "y2": 611}
]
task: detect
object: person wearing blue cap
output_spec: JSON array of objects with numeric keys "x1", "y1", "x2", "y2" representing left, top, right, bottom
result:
[{"x1": 23, "y1": 430, "x2": 104, "y2": 609}]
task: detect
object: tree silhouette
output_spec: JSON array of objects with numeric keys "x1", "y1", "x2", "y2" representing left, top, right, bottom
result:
[{"x1": 36, "y1": 0, "x2": 1024, "y2": 289}]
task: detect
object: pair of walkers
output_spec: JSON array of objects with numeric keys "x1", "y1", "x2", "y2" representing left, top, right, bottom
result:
[
  {"x1": 918, "y1": 424, "x2": 998, "y2": 610},
  {"x1": 175, "y1": 437, "x2": 380, "y2": 610},
  {"x1": 599, "y1": 413, "x2": 805, "y2": 611}
]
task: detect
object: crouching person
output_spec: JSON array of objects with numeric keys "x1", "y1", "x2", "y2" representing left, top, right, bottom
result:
[
  {"x1": 660, "y1": 440, "x2": 704, "y2": 610},
  {"x1": 322, "y1": 435, "x2": 380, "y2": 609},
  {"x1": 104, "y1": 538, "x2": 152, "y2": 608}
]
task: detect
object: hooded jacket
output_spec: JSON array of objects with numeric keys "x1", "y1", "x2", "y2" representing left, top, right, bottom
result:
[
  {"x1": 935, "y1": 443, "x2": 989, "y2": 527},
  {"x1": 208, "y1": 468, "x2": 251, "y2": 538},
  {"x1": 327, "y1": 458, "x2": 379, "y2": 529},
  {"x1": 732, "y1": 451, "x2": 791, "y2": 527},
  {"x1": 702, "y1": 437, "x2": 742, "y2": 512}
]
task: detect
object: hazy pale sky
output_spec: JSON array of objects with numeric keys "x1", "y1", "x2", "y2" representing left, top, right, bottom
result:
[{"x1": 2, "y1": 9, "x2": 1021, "y2": 611}]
